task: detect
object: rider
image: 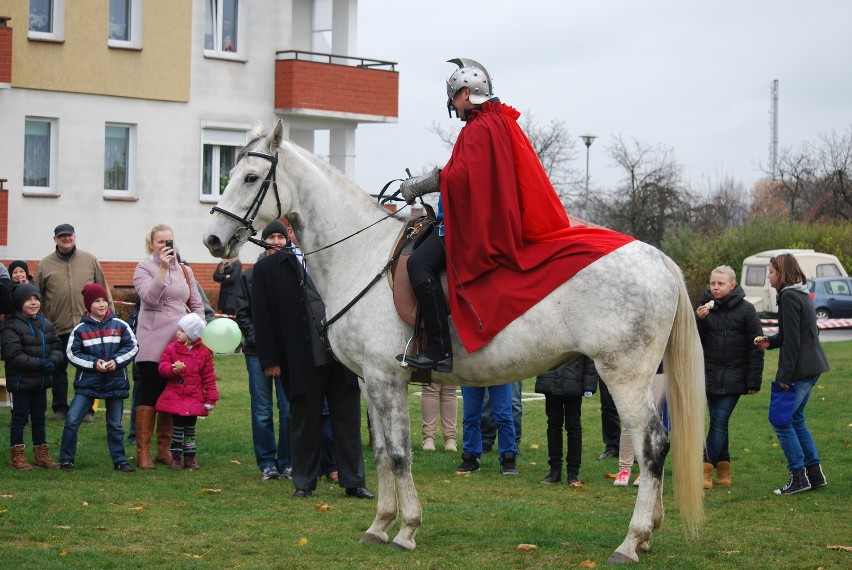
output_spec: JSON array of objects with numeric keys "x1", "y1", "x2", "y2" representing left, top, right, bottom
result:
[{"x1": 398, "y1": 57, "x2": 583, "y2": 373}]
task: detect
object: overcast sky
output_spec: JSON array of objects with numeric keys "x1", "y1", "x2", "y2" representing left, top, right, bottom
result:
[{"x1": 350, "y1": 0, "x2": 852, "y2": 199}]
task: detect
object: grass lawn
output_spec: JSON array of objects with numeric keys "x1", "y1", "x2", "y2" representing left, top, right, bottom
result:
[{"x1": 0, "y1": 342, "x2": 849, "y2": 569}]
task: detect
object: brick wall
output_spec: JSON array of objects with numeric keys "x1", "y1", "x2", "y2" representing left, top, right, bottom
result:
[
  {"x1": 0, "y1": 17, "x2": 12, "y2": 86},
  {"x1": 275, "y1": 60, "x2": 398, "y2": 118}
]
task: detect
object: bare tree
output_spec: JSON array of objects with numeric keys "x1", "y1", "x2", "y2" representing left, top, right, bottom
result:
[
  {"x1": 691, "y1": 175, "x2": 750, "y2": 234},
  {"x1": 589, "y1": 135, "x2": 691, "y2": 247},
  {"x1": 814, "y1": 125, "x2": 852, "y2": 220}
]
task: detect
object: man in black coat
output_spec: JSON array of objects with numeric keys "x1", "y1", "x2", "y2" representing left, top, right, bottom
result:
[{"x1": 251, "y1": 219, "x2": 372, "y2": 499}]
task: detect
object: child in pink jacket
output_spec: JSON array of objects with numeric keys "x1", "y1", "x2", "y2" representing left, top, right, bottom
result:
[{"x1": 156, "y1": 313, "x2": 219, "y2": 470}]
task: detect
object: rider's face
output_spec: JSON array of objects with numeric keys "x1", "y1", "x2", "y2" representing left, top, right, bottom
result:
[{"x1": 264, "y1": 232, "x2": 288, "y2": 254}]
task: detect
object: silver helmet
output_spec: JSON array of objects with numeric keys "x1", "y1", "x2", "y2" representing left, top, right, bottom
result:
[{"x1": 446, "y1": 58, "x2": 494, "y2": 112}]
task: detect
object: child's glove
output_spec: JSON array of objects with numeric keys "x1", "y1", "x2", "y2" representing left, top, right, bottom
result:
[
  {"x1": 42, "y1": 358, "x2": 55, "y2": 372},
  {"x1": 583, "y1": 391, "x2": 593, "y2": 398},
  {"x1": 203, "y1": 403, "x2": 215, "y2": 411}
]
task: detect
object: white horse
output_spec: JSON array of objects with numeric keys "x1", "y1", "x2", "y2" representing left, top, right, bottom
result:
[{"x1": 203, "y1": 121, "x2": 705, "y2": 564}]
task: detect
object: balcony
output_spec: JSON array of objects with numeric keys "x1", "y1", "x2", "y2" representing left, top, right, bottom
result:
[{"x1": 275, "y1": 50, "x2": 398, "y2": 125}]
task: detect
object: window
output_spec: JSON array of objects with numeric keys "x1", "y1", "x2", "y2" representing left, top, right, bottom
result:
[
  {"x1": 204, "y1": 0, "x2": 242, "y2": 57},
  {"x1": 200, "y1": 124, "x2": 248, "y2": 201},
  {"x1": 104, "y1": 123, "x2": 136, "y2": 197},
  {"x1": 108, "y1": 0, "x2": 143, "y2": 49},
  {"x1": 28, "y1": 0, "x2": 65, "y2": 42},
  {"x1": 744, "y1": 265, "x2": 766, "y2": 287},
  {"x1": 815, "y1": 263, "x2": 841, "y2": 278},
  {"x1": 23, "y1": 117, "x2": 58, "y2": 193}
]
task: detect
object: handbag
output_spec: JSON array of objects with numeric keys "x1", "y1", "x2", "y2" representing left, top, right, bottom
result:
[
  {"x1": 178, "y1": 263, "x2": 194, "y2": 313},
  {"x1": 768, "y1": 381, "x2": 796, "y2": 426}
]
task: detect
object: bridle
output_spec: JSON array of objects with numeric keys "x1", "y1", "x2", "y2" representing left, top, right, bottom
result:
[{"x1": 209, "y1": 151, "x2": 281, "y2": 249}]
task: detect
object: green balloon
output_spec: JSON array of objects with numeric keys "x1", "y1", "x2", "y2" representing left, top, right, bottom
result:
[{"x1": 201, "y1": 317, "x2": 243, "y2": 353}]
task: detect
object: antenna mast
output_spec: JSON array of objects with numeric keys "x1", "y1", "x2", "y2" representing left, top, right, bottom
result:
[{"x1": 769, "y1": 79, "x2": 779, "y2": 180}]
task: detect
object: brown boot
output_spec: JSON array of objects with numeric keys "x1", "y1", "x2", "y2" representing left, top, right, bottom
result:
[
  {"x1": 10, "y1": 444, "x2": 33, "y2": 470},
  {"x1": 703, "y1": 462, "x2": 714, "y2": 490},
  {"x1": 33, "y1": 444, "x2": 60, "y2": 469},
  {"x1": 135, "y1": 406, "x2": 156, "y2": 469},
  {"x1": 716, "y1": 460, "x2": 732, "y2": 486},
  {"x1": 155, "y1": 412, "x2": 173, "y2": 464},
  {"x1": 170, "y1": 451, "x2": 183, "y2": 471}
]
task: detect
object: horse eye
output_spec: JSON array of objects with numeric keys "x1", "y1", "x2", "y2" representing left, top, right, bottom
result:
[{"x1": 244, "y1": 173, "x2": 259, "y2": 183}]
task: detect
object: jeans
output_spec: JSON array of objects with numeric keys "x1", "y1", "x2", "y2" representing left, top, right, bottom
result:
[
  {"x1": 245, "y1": 354, "x2": 291, "y2": 472},
  {"x1": 461, "y1": 384, "x2": 516, "y2": 458},
  {"x1": 481, "y1": 381, "x2": 522, "y2": 449},
  {"x1": 772, "y1": 375, "x2": 821, "y2": 471},
  {"x1": 704, "y1": 394, "x2": 741, "y2": 464},
  {"x1": 10, "y1": 390, "x2": 48, "y2": 446},
  {"x1": 60, "y1": 395, "x2": 127, "y2": 464}
]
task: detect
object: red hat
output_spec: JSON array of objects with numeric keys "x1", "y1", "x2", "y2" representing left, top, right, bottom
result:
[{"x1": 82, "y1": 283, "x2": 109, "y2": 311}]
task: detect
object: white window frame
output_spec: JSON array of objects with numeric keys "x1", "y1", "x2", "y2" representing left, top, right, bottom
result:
[
  {"x1": 28, "y1": 0, "x2": 65, "y2": 42},
  {"x1": 23, "y1": 116, "x2": 59, "y2": 196},
  {"x1": 203, "y1": 0, "x2": 246, "y2": 61},
  {"x1": 108, "y1": 0, "x2": 144, "y2": 50},
  {"x1": 103, "y1": 122, "x2": 137, "y2": 199},
  {"x1": 200, "y1": 122, "x2": 250, "y2": 203}
]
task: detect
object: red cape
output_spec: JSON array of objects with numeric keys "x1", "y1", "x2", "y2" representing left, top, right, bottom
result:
[{"x1": 441, "y1": 102, "x2": 634, "y2": 352}]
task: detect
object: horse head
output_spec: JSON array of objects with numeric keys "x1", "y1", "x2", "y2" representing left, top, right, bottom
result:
[{"x1": 203, "y1": 120, "x2": 295, "y2": 258}]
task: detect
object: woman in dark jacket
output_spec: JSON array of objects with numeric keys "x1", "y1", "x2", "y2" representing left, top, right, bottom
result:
[
  {"x1": 212, "y1": 257, "x2": 242, "y2": 315},
  {"x1": 756, "y1": 254, "x2": 830, "y2": 495},
  {"x1": 535, "y1": 355, "x2": 599, "y2": 485},
  {"x1": 695, "y1": 266, "x2": 764, "y2": 489},
  {"x1": 1, "y1": 284, "x2": 64, "y2": 469}
]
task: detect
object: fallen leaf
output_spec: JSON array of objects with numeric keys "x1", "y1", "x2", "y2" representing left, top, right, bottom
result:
[
  {"x1": 183, "y1": 549, "x2": 211, "y2": 558},
  {"x1": 604, "y1": 472, "x2": 618, "y2": 479},
  {"x1": 128, "y1": 506, "x2": 145, "y2": 510},
  {"x1": 581, "y1": 560, "x2": 597, "y2": 568},
  {"x1": 515, "y1": 543, "x2": 537, "y2": 552},
  {"x1": 59, "y1": 550, "x2": 68, "y2": 556},
  {"x1": 315, "y1": 503, "x2": 330, "y2": 511},
  {"x1": 529, "y1": 444, "x2": 539, "y2": 450},
  {"x1": 0, "y1": 494, "x2": 14, "y2": 498},
  {"x1": 569, "y1": 480, "x2": 585, "y2": 488},
  {"x1": 97, "y1": 526, "x2": 107, "y2": 531},
  {"x1": 722, "y1": 549, "x2": 740, "y2": 554},
  {"x1": 529, "y1": 462, "x2": 537, "y2": 466},
  {"x1": 743, "y1": 448, "x2": 751, "y2": 453},
  {"x1": 826, "y1": 545, "x2": 852, "y2": 552},
  {"x1": 0, "y1": 509, "x2": 7, "y2": 514},
  {"x1": 230, "y1": 460, "x2": 241, "y2": 465},
  {"x1": 455, "y1": 471, "x2": 470, "y2": 476},
  {"x1": 82, "y1": 501, "x2": 88, "y2": 506},
  {"x1": 201, "y1": 488, "x2": 222, "y2": 494},
  {"x1": 772, "y1": 442, "x2": 779, "y2": 447},
  {"x1": 298, "y1": 537, "x2": 308, "y2": 546},
  {"x1": 442, "y1": 480, "x2": 450, "y2": 483},
  {"x1": 57, "y1": 525, "x2": 71, "y2": 530}
]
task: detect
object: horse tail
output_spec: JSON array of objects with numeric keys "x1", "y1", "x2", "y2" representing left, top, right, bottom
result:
[{"x1": 662, "y1": 254, "x2": 706, "y2": 536}]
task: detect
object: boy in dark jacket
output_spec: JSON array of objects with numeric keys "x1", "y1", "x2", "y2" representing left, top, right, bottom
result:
[
  {"x1": 1, "y1": 284, "x2": 63, "y2": 469},
  {"x1": 60, "y1": 284, "x2": 139, "y2": 471},
  {"x1": 535, "y1": 355, "x2": 599, "y2": 485}
]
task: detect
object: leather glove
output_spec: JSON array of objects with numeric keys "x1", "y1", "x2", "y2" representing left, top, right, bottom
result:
[{"x1": 400, "y1": 167, "x2": 441, "y2": 205}]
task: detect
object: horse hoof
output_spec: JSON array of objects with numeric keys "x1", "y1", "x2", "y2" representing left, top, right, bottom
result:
[
  {"x1": 359, "y1": 532, "x2": 388, "y2": 545},
  {"x1": 638, "y1": 541, "x2": 651, "y2": 553},
  {"x1": 389, "y1": 539, "x2": 415, "y2": 552},
  {"x1": 606, "y1": 551, "x2": 639, "y2": 564}
]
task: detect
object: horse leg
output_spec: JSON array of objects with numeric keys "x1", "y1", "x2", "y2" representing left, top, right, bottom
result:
[
  {"x1": 605, "y1": 375, "x2": 669, "y2": 564},
  {"x1": 359, "y1": 375, "x2": 422, "y2": 551}
]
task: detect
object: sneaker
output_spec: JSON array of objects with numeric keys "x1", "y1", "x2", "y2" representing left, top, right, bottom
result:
[
  {"x1": 774, "y1": 468, "x2": 811, "y2": 495},
  {"x1": 806, "y1": 464, "x2": 827, "y2": 489},
  {"x1": 566, "y1": 472, "x2": 582, "y2": 486},
  {"x1": 501, "y1": 452, "x2": 518, "y2": 476},
  {"x1": 422, "y1": 437, "x2": 436, "y2": 452},
  {"x1": 597, "y1": 448, "x2": 618, "y2": 461},
  {"x1": 60, "y1": 461, "x2": 74, "y2": 471},
  {"x1": 262, "y1": 466, "x2": 281, "y2": 480},
  {"x1": 444, "y1": 438, "x2": 457, "y2": 452},
  {"x1": 613, "y1": 470, "x2": 631, "y2": 486},
  {"x1": 114, "y1": 461, "x2": 135, "y2": 473},
  {"x1": 280, "y1": 467, "x2": 293, "y2": 480},
  {"x1": 456, "y1": 452, "x2": 480, "y2": 473},
  {"x1": 633, "y1": 475, "x2": 641, "y2": 486},
  {"x1": 540, "y1": 469, "x2": 562, "y2": 484},
  {"x1": 82, "y1": 413, "x2": 95, "y2": 424}
]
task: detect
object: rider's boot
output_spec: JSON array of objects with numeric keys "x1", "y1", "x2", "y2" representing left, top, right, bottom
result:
[{"x1": 398, "y1": 279, "x2": 453, "y2": 373}]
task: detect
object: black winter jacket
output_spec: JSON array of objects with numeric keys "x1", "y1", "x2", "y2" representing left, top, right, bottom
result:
[
  {"x1": 696, "y1": 286, "x2": 764, "y2": 395},
  {"x1": 535, "y1": 355, "x2": 600, "y2": 397},
  {"x1": 1, "y1": 311, "x2": 63, "y2": 393},
  {"x1": 768, "y1": 284, "x2": 830, "y2": 383}
]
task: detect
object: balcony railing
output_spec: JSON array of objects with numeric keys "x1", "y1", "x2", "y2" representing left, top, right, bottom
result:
[{"x1": 276, "y1": 50, "x2": 397, "y2": 71}]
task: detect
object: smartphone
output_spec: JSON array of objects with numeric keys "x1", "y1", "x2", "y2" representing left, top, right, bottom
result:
[{"x1": 165, "y1": 239, "x2": 174, "y2": 250}]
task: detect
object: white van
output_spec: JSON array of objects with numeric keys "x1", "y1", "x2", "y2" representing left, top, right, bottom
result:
[{"x1": 741, "y1": 249, "x2": 847, "y2": 314}]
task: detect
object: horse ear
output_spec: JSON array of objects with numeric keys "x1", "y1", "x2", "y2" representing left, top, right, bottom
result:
[
  {"x1": 270, "y1": 119, "x2": 285, "y2": 149},
  {"x1": 250, "y1": 121, "x2": 266, "y2": 139}
]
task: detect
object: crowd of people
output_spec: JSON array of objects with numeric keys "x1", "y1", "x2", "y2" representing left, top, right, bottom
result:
[{"x1": 0, "y1": 58, "x2": 833, "y2": 499}]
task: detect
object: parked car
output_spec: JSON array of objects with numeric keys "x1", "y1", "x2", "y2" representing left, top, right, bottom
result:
[{"x1": 807, "y1": 276, "x2": 852, "y2": 320}]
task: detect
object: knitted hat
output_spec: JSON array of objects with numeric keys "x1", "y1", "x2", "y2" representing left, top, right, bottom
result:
[
  {"x1": 13, "y1": 284, "x2": 42, "y2": 312},
  {"x1": 178, "y1": 313, "x2": 206, "y2": 342},
  {"x1": 82, "y1": 283, "x2": 109, "y2": 311},
  {"x1": 262, "y1": 219, "x2": 288, "y2": 240},
  {"x1": 8, "y1": 260, "x2": 30, "y2": 279}
]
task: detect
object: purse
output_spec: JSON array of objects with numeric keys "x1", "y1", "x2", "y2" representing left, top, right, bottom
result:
[
  {"x1": 179, "y1": 263, "x2": 194, "y2": 313},
  {"x1": 768, "y1": 381, "x2": 796, "y2": 427}
]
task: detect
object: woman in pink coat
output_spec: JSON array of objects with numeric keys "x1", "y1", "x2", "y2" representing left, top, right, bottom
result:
[
  {"x1": 133, "y1": 224, "x2": 204, "y2": 469},
  {"x1": 156, "y1": 313, "x2": 219, "y2": 470}
]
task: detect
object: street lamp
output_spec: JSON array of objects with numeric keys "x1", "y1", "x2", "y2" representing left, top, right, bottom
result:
[{"x1": 580, "y1": 134, "x2": 597, "y2": 194}]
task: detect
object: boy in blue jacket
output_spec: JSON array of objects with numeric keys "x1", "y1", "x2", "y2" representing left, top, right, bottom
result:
[{"x1": 60, "y1": 284, "x2": 139, "y2": 471}]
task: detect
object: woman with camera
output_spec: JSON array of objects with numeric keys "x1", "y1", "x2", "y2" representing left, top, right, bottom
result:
[{"x1": 132, "y1": 224, "x2": 205, "y2": 469}]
